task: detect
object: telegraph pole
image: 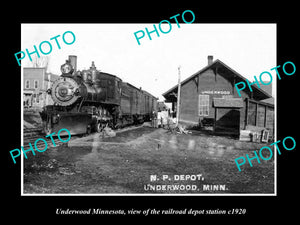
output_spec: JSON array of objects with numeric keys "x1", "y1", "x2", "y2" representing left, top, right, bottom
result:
[{"x1": 176, "y1": 66, "x2": 181, "y2": 126}]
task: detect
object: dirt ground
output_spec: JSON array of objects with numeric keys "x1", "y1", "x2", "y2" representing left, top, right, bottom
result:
[{"x1": 23, "y1": 125, "x2": 275, "y2": 194}]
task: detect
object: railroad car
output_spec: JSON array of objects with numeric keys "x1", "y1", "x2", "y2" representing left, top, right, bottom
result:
[{"x1": 40, "y1": 55, "x2": 157, "y2": 135}]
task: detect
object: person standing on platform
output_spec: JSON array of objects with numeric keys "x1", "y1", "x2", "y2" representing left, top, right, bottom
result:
[{"x1": 152, "y1": 110, "x2": 158, "y2": 128}]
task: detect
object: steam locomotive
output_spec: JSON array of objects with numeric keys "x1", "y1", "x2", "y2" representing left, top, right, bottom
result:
[{"x1": 40, "y1": 55, "x2": 158, "y2": 135}]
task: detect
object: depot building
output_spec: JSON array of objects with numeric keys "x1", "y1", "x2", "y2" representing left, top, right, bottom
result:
[{"x1": 163, "y1": 56, "x2": 274, "y2": 137}]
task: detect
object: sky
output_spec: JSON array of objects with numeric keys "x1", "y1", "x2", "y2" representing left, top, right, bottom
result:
[{"x1": 21, "y1": 23, "x2": 276, "y2": 100}]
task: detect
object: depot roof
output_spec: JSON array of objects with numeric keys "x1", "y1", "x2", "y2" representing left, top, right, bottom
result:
[{"x1": 162, "y1": 59, "x2": 273, "y2": 101}]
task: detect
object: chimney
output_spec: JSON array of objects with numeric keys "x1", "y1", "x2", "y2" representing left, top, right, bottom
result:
[
  {"x1": 68, "y1": 55, "x2": 77, "y2": 73},
  {"x1": 208, "y1": 55, "x2": 213, "y2": 65}
]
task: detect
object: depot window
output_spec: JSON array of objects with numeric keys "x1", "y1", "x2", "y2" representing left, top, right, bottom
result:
[{"x1": 198, "y1": 94, "x2": 209, "y2": 116}]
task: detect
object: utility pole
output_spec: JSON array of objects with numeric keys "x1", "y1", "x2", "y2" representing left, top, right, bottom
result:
[{"x1": 176, "y1": 66, "x2": 181, "y2": 126}]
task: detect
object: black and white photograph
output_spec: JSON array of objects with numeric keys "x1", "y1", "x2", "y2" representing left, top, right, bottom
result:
[
  {"x1": 4, "y1": 5, "x2": 298, "y2": 220},
  {"x1": 21, "y1": 23, "x2": 276, "y2": 195}
]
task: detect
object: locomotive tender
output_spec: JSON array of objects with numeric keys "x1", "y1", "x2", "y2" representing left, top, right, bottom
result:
[{"x1": 40, "y1": 55, "x2": 158, "y2": 135}]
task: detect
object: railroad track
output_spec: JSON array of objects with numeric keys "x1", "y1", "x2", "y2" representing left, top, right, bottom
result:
[
  {"x1": 23, "y1": 128, "x2": 44, "y2": 149},
  {"x1": 23, "y1": 122, "x2": 148, "y2": 149},
  {"x1": 23, "y1": 127, "x2": 62, "y2": 149},
  {"x1": 24, "y1": 128, "x2": 43, "y2": 137}
]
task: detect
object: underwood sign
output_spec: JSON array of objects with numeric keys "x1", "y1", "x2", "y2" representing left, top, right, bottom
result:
[{"x1": 201, "y1": 90, "x2": 231, "y2": 95}]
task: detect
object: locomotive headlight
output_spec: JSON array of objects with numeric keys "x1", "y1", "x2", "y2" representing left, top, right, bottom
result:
[{"x1": 61, "y1": 61, "x2": 74, "y2": 74}]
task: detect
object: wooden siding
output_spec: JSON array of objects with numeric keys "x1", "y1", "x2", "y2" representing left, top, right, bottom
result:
[
  {"x1": 179, "y1": 76, "x2": 198, "y2": 123},
  {"x1": 179, "y1": 68, "x2": 249, "y2": 128},
  {"x1": 246, "y1": 99, "x2": 274, "y2": 137}
]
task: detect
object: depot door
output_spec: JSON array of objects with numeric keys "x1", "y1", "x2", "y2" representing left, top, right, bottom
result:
[{"x1": 214, "y1": 108, "x2": 240, "y2": 136}]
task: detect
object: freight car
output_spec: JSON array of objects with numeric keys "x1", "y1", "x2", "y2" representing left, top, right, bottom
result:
[{"x1": 40, "y1": 55, "x2": 158, "y2": 135}]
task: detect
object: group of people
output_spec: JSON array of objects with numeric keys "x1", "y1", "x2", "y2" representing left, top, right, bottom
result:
[{"x1": 151, "y1": 109, "x2": 176, "y2": 129}]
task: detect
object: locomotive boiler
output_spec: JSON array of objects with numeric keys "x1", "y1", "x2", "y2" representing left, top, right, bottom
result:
[{"x1": 40, "y1": 55, "x2": 157, "y2": 135}]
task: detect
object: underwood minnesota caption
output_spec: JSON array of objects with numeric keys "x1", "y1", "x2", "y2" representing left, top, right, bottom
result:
[
  {"x1": 143, "y1": 184, "x2": 228, "y2": 192},
  {"x1": 56, "y1": 208, "x2": 126, "y2": 215},
  {"x1": 145, "y1": 174, "x2": 228, "y2": 192}
]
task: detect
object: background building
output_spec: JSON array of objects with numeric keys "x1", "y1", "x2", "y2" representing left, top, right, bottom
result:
[
  {"x1": 157, "y1": 101, "x2": 169, "y2": 111},
  {"x1": 23, "y1": 67, "x2": 59, "y2": 109},
  {"x1": 163, "y1": 56, "x2": 274, "y2": 137}
]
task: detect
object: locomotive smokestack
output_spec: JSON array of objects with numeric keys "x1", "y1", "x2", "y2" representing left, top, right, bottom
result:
[{"x1": 68, "y1": 55, "x2": 77, "y2": 73}]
